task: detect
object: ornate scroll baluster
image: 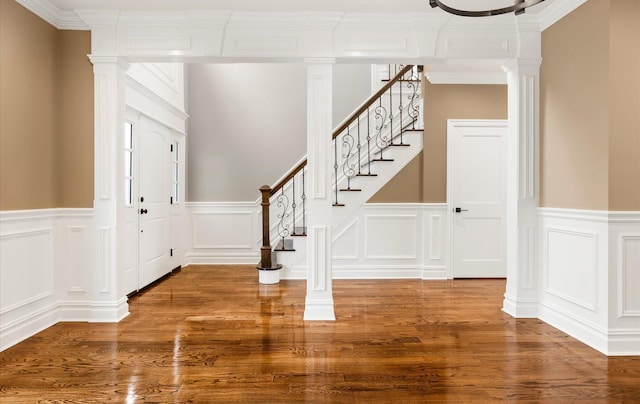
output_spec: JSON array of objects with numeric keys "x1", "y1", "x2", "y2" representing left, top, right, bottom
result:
[
  {"x1": 341, "y1": 126, "x2": 357, "y2": 191},
  {"x1": 406, "y1": 67, "x2": 421, "y2": 129},
  {"x1": 301, "y1": 169, "x2": 306, "y2": 235},
  {"x1": 374, "y1": 98, "x2": 389, "y2": 158},
  {"x1": 275, "y1": 188, "x2": 290, "y2": 246}
]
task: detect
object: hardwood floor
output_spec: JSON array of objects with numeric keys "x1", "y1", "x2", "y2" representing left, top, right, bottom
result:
[{"x1": 1, "y1": 265, "x2": 639, "y2": 403}]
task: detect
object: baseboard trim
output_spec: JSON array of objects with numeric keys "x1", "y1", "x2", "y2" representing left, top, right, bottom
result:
[
  {"x1": 538, "y1": 301, "x2": 608, "y2": 355},
  {"x1": 502, "y1": 293, "x2": 538, "y2": 318},
  {"x1": 0, "y1": 303, "x2": 58, "y2": 352}
]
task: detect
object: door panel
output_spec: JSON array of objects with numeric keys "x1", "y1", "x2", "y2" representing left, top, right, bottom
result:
[
  {"x1": 449, "y1": 121, "x2": 507, "y2": 278},
  {"x1": 138, "y1": 116, "x2": 171, "y2": 289}
]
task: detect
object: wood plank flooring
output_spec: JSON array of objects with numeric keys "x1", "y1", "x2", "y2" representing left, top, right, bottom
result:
[{"x1": 1, "y1": 265, "x2": 639, "y2": 403}]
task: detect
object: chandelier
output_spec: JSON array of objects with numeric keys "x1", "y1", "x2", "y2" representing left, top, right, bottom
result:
[{"x1": 429, "y1": 0, "x2": 546, "y2": 17}]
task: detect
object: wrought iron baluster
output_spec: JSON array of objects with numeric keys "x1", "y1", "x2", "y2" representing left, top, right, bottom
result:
[
  {"x1": 276, "y1": 188, "x2": 290, "y2": 246},
  {"x1": 399, "y1": 71, "x2": 404, "y2": 145},
  {"x1": 341, "y1": 126, "x2": 356, "y2": 190},
  {"x1": 366, "y1": 107, "x2": 372, "y2": 174},
  {"x1": 407, "y1": 72, "x2": 420, "y2": 129},
  {"x1": 374, "y1": 97, "x2": 389, "y2": 159},
  {"x1": 291, "y1": 174, "x2": 297, "y2": 235},
  {"x1": 333, "y1": 137, "x2": 340, "y2": 206},
  {"x1": 389, "y1": 82, "x2": 394, "y2": 146},
  {"x1": 301, "y1": 168, "x2": 306, "y2": 235},
  {"x1": 357, "y1": 115, "x2": 362, "y2": 175}
]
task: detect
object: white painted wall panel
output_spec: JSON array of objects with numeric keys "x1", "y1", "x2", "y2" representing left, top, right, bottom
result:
[
  {"x1": 364, "y1": 215, "x2": 417, "y2": 260},
  {"x1": 186, "y1": 202, "x2": 260, "y2": 264},
  {"x1": 0, "y1": 228, "x2": 54, "y2": 312},
  {"x1": 620, "y1": 235, "x2": 640, "y2": 316},
  {"x1": 0, "y1": 209, "x2": 94, "y2": 351},
  {"x1": 538, "y1": 208, "x2": 640, "y2": 356},
  {"x1": 545, "y1": 228, "x2": 598, "y2": 311}
]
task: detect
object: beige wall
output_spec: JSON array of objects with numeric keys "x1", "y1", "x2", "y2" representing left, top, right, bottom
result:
[
  {"x1": 540, "y1": 0, "x2": 611, "y2": 210},
  {"x1": 0, "y1": 0, "x2": 93, "y2": 210},
  {"x1": 370, "y1": 81, "x2": 508, "y2": 203},
  {"x1": 608, "y1": 0, "x2": 640, "y2": 210},
  {"x1": 540, "y1": 0, "x2": 640, "y2": 211},
  {"x1": 56, "y1": 31, "x2": 94, "y2": 208}
]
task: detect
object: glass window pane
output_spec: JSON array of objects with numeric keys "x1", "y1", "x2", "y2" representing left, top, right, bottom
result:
[
  {"x1": 124, "y1": 123, "x2": 133, "y2": 149},
  {"x1": 125, "y1": 179, "x2": 132, "y2": 206},
  {"x1": 125, "y1": 151, "x2": 132, "y2": 177}
]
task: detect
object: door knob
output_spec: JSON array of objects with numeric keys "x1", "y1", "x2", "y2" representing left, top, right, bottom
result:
[
  {"x1": 140, "y1": 208, "x2": 148, "y2": 214},
  {"x1": 454, "y1": 207, "x2": 469, "y2": 213}
]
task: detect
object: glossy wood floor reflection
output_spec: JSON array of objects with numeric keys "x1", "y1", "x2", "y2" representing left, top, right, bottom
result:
[{"x1": 2, "y1": 266, "x2": 639, "y2": 403}]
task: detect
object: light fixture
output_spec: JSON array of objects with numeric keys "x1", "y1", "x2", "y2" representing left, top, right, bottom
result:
[{"x1": 429, "y1": 0, "x2": 546, "y2": 17}]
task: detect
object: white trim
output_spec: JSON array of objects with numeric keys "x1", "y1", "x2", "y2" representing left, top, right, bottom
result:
[
  {"x1": 539, "y1": 0, "x2": 589, "y2": 31},
  {"x1": 538, "y1": 207, "x2": 640, "y2": 356},
  {"x1": 0, "y1": 208, "x2": 136, "y2": 352},
  {"x1": 15, "y1": 0, "x2": 88, "y2": 30}
]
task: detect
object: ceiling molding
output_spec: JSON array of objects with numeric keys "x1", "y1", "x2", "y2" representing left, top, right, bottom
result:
[
  {"x1": 15, "y1": 0, "x2": 87, "y2": 30},
  {"x1": 17, "y1": 0, "x2": 586, "y2": 33},
  {"x1": 538, "y1": 0, "x2": 588, "y2": 31}
]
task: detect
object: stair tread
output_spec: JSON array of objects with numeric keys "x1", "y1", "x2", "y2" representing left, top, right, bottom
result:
[
  {"x1": 274, "y1": 239, "x2": 295, "y2": 252},
  {"x1": 339, "y1": 188, "x2": 362, "y2": 192},
  {"x1": 333, "y1": 203, "x2": 346, "y2": 207},
  {"x1": 356, "y1": 173, "x2": 378, "y2": 177},
  {"x1": 291, "y1": 227, "x2": 307, "y2": 236}
]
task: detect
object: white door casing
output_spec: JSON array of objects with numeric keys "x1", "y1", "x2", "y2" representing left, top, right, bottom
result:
[
  {"x1": 448, "y1": 120, "x2": 507, "y2": 278},
  {"x1": 138, "y1": 116, "x2": 172, "y2": 289}
]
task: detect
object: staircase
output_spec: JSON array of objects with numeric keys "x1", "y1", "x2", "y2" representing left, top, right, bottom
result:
[{"x1": 258, "y1": 65, "x2": 424, "y2": 278}]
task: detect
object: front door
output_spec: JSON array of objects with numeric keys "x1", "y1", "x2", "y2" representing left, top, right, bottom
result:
[
  {"x1": 448, "y1": 120, "x2": 507, "y2": 278},
  {"x1": 138, "y1": 116, "x2": 172, "y2": 289}
]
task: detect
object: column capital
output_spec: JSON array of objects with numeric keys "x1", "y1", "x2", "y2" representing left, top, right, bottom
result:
[
  {"x1": 88, "y1": 55, "x2": 131, "y2": 71},
  {"x1": 502, "y1": 58, "x2": 542, "y2": 74}
]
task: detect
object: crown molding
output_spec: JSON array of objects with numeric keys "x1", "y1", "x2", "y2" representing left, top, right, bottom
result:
[
  {"x1": 15, "y1": 0, "x2": 87, "y2": 30},
  {"x1": 16, "y1": 0, "x2": 586, "y2": 34},
  {"x1": 538, "y1": 0, "x2": 588, "y2": 31}
]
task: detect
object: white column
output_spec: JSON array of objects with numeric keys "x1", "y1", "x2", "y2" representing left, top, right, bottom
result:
[
  {"x1": 89, "y1": 56, "x2": 131, "y2": 322},
  {"x1": 502, "y1": 58, "x2": 541, "y2": 318},
  {"x1": 304, "y1": 60, "x2": 335, "y2": 321}
]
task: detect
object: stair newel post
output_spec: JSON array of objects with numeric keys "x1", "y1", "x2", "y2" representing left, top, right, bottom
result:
[{"x1": 257, "y1": 185, "x2": 282, "y2": 283}]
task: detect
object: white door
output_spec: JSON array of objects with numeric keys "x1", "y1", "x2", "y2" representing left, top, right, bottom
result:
[
  {"x1": 138, "y1": 116, "x2": 172, "y2": 289},
  {"x1": 122, "y1": 113, "x2": 139, "y2": 296},
  {"x1": 448, "y1": 120, "x2": 507, "y2": 278}
]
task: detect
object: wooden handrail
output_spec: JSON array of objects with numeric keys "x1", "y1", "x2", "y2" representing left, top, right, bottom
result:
[
  {"x1": 270, "y1": 159, "x2": 307, "y2": 197},
  {"x1": 269, "y1": 64, "x2": 417, "y2": 197}
]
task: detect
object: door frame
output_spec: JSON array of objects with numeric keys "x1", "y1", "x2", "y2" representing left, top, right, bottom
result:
[{"x1": 446, "y1": 119, "x2": 508, "y2": 279}]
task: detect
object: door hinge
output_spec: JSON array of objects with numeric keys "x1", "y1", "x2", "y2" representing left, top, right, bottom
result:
[
  {"x1": 170, "y1": 144, "x2": 174, "y2": 152},
  {"x1": 170, "y1": 196, "x2": 173, "y2": 204},
  {"x1": 170, "y1": 248, "x2": 173, "y2": 257}
]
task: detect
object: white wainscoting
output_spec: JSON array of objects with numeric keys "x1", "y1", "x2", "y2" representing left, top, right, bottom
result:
[
  {"x1": 0, "y1": 209, "x2": 94, "y2": 351},
  {"x1": 538, "y1": 208, "x2": 640, "y2": 356},
  {"x1": 186, "y1": 202, "x2": 261, "y2": 265},
  {"x1": 608, "y1": 213, "x2": 640, "y2": 355},
  {"x1": 185, "y1": 202, "x2": 448, "y2": 280},
  {"x1": 331, "y1": 203, "x2": 448, "y2": 280}
]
